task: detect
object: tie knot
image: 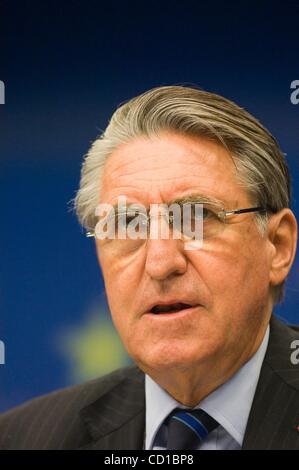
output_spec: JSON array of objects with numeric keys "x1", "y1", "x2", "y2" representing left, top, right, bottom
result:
[{"x1": 165, "y1": 408, "x2": 219, "y2": 450}]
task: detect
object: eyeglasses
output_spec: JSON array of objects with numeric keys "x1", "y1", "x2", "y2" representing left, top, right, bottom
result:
[{"x1": 85, "y1": 201, "x2": 273, "y2": 254}]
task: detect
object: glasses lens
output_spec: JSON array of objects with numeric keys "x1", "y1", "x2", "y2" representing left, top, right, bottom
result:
[
  {"x1": 94, "y1": 209, "x2": 148, "y2": 254},
  {"x1": 179, "y1": 202, "x2": 224, "y2": 241},
  {"x1": 93, "y1": 202, "x2": 225, "y2": 254}
]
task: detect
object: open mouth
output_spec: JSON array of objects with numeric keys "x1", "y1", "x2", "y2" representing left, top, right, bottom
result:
[{"x1": 150, "y1": 303, "x2": 193, "y2": 314}]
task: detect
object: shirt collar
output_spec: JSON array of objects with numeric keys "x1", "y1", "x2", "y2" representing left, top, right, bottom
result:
[{"x1": 145, "y1": 325, "x2": 269, "y2": 449}]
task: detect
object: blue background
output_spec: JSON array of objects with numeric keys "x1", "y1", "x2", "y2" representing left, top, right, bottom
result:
[{"x1": 1, "y1": 0, "x2": 299, "y2": 412}]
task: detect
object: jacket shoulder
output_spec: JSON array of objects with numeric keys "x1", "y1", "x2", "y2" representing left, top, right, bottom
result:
[
  {"x1": 242, "y1": 317, "x2": 299, "y2": 449},
  {"x1": 0, "y1": 365, "x2": 142, "y2": 449},
  {"x1": 267, "y1": 316, "x2": 299, "y2": 391}
]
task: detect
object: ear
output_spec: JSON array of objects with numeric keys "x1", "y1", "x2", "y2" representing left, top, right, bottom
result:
[{"x1": 267, "y1": 208, "x2": 297, "y2": 287}]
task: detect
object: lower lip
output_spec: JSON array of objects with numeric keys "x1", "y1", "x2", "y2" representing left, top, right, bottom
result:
[{"x1": 145, "y1": 305, "x2": 202, "y2": 319}]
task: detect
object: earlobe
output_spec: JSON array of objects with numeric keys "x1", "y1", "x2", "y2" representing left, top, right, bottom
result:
[{"x1": 268, "y1": 209, "x2": 298, "y2": 287}]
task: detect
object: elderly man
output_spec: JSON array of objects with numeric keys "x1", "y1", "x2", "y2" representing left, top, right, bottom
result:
[{"x1": 1, "y1": 86, "x2": 299, "y2": 450}]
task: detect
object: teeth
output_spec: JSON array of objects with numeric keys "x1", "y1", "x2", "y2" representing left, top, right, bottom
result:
[{"x1": 152, "y1": 303, "x2": 191, "y2": 314}]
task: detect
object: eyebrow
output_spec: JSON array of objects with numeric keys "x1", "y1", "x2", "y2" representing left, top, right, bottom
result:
[
  {"x1": 104, "y1": 202, "x2": 146, "y2": 220},
  {"x1": 106, "y1": 193, "x2": 225, "y2": 214},
  {"x1": 109, "y1": 202, "x2": 146, "y2": 212},
  {"x1": 170, "y1": 193, "x2": 225, "y2": 207}
]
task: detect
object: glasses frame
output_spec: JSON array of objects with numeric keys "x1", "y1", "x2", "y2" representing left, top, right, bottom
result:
[{"x1": 85, "y1": 204, "x2": 273, "y2": 239}]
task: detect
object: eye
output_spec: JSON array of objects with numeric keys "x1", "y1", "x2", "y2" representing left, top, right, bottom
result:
[
  {"x1": 114, "y1": 212, "x2": 134, "y2": 229},
  {"x1": 187, "y1": 204, "x2": 217, "y2": 221},
  {"x1": 114, "y1": 211, "x2": 148, "y2": 231},
  {"x1": 202, "y1": 206, "x2": 217, "y2": 220},
  {"x1": 125, "y1": 213, "x2": 138, "y2": 226}
]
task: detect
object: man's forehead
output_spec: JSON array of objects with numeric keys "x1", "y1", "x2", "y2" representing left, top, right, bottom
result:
[
  {"x1": 100, "y1": 186, "x2": 243, "y2": 211},
  {"x1": 103, "y1": 133, "x2": 235, "y2": 174},
  {"x1": 100, "y1": 133, "x2": 245, "y2": 206},
  {"x1": 100, "y1": 171, "x2": 245, "y2": 207}
]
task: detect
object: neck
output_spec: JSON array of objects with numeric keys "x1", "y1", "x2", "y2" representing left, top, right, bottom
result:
[{"x1": 142, "y1": 319, "x2": 270, "y2": 407}]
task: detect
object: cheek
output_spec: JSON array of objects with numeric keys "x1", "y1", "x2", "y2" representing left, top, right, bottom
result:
[
  {"x1": 98, "y1": 251, "x2": 144, "y2": 330},
  {"x1": 103, "y1": 277, "x2": 133, "y2": 345},
  {"x1": 191, "y1": 238, "x2": 270, "y2": 311}
]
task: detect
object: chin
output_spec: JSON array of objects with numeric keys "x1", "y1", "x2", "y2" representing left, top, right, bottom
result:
[{"x1": 132, "y1": 342, "x2": 212, "y2": 373}]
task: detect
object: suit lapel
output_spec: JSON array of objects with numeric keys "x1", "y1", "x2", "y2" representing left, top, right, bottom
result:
[
  {"x1": 242, "y1": 316, "x2": 299, "y2": 449},
  {"x1": 78, "y1": 367, "x2": 145, "y2": 450},
  {"x1": 76, "y1": 317, "x2": 299, "y2": 450}
]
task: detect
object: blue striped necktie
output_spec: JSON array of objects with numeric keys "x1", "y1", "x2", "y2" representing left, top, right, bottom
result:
[{"x1": 165, "y1": 408, "x2": 219, "y2": 450}]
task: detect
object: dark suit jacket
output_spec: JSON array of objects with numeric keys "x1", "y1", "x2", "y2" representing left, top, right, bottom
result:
[{"x1": 0, "y1": 316, "x2": 299, "y2": 450}]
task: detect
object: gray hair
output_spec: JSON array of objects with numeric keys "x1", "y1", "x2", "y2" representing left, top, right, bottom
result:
[{"x1": 73, "y1": 85, "x2": 292, "y2": 304}]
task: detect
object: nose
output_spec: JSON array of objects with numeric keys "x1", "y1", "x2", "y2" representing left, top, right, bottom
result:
[{"x1": 144, "y1": 237, "x2": 187, "y2": 281}]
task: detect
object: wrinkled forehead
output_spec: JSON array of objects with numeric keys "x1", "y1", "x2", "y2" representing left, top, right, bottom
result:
[{"x1": 100, "y1": 133, "x2": 248, "y2": 207}]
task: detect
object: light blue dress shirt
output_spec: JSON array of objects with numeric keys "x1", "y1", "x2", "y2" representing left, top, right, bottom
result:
[{"x1": 145, "y1": 325, "x2": 269, "y2": 450}]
